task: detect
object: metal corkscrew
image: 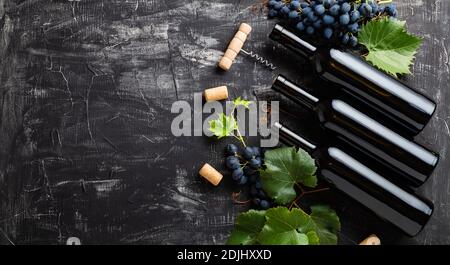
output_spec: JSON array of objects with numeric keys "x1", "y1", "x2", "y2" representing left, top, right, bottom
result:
[
  {"x1": 240, "y1": 49, "x2": 277, "y2": 70},
  {"x1": 218, "y1": 23, "x2": 276, "y2": 71}
]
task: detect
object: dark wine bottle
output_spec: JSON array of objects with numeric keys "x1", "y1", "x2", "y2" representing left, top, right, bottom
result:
[
  {"x1": 270, "y1": 24, "x2": 436, "y2": 136},
  {"x1": 273, "y1": 121, "x2": 433, "y2": 237},
  {"x1": 272, "y1": 75, "x2": 439, "y2": 187}
]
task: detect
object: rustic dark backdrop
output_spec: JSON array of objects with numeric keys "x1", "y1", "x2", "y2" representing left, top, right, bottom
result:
[{"x1": 0, "y1": 0, "x2": 449, "y2": 245}]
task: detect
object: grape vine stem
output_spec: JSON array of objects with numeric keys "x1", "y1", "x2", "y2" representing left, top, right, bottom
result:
[
  {"x1": 289, "y1": 184, "x2": 330, "y2": 210},
  {"x1": 230, "y1": 104, "x2": 247, "y2": 147},
  {"x1": 232, "y1": 191, "x2": 251, "y2": 205}
]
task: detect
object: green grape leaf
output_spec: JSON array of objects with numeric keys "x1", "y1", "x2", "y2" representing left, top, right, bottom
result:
[
  {"x1": 227, "y1": 206, "x2": 340, "y2": 245},
  {"x1": 300, "y1": 205, "x2": 341, "y2": 245},
  {"x1": 260, "y1": 147, "x2": 317, "y2": 205},
  {"x1": 233, "y1": 97, "x2": 252, "y2": 109},
  {"x1": 227, "y1": 210, "x2": 266, "y2": 245},
  {"x1": 358, "y1": 18, "x2": 422, "y2": 76},
  {"x1": 208, "y1": 113, "x2": 237, "y2": 139},
  {"x1": 258, "y1": 207, "x2": 311, "y2": 245}
]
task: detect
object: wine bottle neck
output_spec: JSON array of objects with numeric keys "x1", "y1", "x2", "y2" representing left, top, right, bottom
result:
[
  {"x1": 272, "y1": 75, "x2": 319, "y2": 110},
  {"x1": 269, "y1": 24, "x2": 317, "y2": 58},
  {"x1": 273, "y1": 122, "x2": 317, "y2": 152}
]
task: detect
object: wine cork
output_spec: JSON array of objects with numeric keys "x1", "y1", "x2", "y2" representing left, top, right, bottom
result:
[
  {"x1": 359, "y1": 234, "x2": 381, "y2": 245},
  {"x1": 204, "y1": 86, "x2": 228, "y2": 102},
  {"x1": 199, "y1": 163, "x2": 223, "y2": 186},
  {"x1": 218, "y1": 23, "x2": 252, "y2": 71}
]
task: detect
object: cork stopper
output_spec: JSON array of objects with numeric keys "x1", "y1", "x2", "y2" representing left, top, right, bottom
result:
[
  {"x1": 359, "y1": 234, "x2": 381, "y2": 245},
  {"x1": 199, "y1": 163, "x2": 223, "y2": 186},
  {"x1": 204, "y1": 86, "x2": 229, "y2": 102},
  {"x1": 218, "y1": 23, "x2": 252, "y2": 71}
]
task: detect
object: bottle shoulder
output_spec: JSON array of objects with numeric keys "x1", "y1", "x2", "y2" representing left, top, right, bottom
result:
[{"x1": 311, "y1": 47, "x2": 338, "y2": 72}]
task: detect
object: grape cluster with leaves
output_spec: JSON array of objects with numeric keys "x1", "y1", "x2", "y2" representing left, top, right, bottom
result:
[
  {"x1": 208, "y1": 100, "x2": 341, "y2": 244},
  {"x1": 225, "y1": 147, "x2": 341, "y2": 245},
  {"x1": 225, "y1": 144, "x2": 272, "y2": 209},
  {"x1": 268, "y1": 0, "x2": 397, "y2": 47},
  {"x1": 208, "y1": 98, "x2": 274, "y2": 209}
]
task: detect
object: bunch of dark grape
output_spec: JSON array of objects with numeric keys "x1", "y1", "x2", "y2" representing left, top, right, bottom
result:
[
  {"x1": 268, "y1": 0, "x2": 398, "y2": 47},
  {"x1": 225, "y1": 144, "x2": 272, "y2": 209}
]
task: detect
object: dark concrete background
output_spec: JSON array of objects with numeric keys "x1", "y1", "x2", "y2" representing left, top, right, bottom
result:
[{"x1": 0, "y1": 0, "x2": 448, "y2": 244}]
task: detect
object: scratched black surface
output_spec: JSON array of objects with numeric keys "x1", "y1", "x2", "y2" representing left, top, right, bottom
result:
[{"x1": 0, "y1": 0, "x2": 449, "y2": 245}]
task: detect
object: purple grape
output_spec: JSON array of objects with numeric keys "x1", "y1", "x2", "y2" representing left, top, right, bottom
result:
[
  {"x1": 350, "y1": 10, "x2": 360, "y2": 22},
  {"x1": 238, "y1": 175, "x2": 248, "y2": 185},
  {"x1": 341, "y1": 2, "x2": 351, "y2": 13},
  {"x1": 323, "y1": 27, "x2": 333, "y2": 39},
  {"x1": 348, "y1": 22, "x2": 359, "y2": 33},
  {"x1": 339, "y1": 13, "x2": 350, "y2": 25},
  {"x1": 306, "y1": 26, "x2": 315, "y2": 35},
  {"x1": 323, "y1": 14, "x2": 335, "y2": 25},
  {"x1": 341, "y1": 33, "x2": 349, "y2": 45},
  {"x1": 281, "y1": 5, "x2": 290, "y2": 16},
  {"x1": 314, "y1": 4, "x2": 325, "y2": 15},
  {"x1": 242, "y1": 146, "x2": 254, "y2": 160},
  {"x1": 329, "y1": 4, "x2": 340, "y2": 16},
  {"x1": 225, "y1": 144, "x2": 238, "y2": 155},
  {"x1": 349, "y1": 35, "x2": 358, "y2": 47},
  {"x1": 249, "y1": 157, "x2": 262, "y2": 169},
  {"x1": 260, "y1": 200, "x2": 270, "y2": 209},
  {"x1": 252, "y1": 147, "x2": 261, "y2": 157},
  {"x1": 296, "y1": 21, "x2": 306, "y2": 31},
  {"x1": 290, "y1": 0, "x2": 301, "y2": 10},
  {"x1": 289, "y1": 10, "x2": 299, "y2": 19},
  {"x1": 302, "y1": 6, "x2": 312, "y2": 15},
  {"x1": 226, "y1": 156, "x2": 240, "y2": 170},
  {"x1": 313, "y1": 19, "x2": 323, "y2": 29},
  {"x1": 273, "y1": 2, "x2": 283, "y2": 10},
  {"x1": 268, "y1": 9, "x2": 278, "y2": 18},
  {"x1": 307, "y1": 12, "x2": 319, "y2": 22},
  {"x1": 232, "y1": 168, "x2": 243, "y2": 180}
]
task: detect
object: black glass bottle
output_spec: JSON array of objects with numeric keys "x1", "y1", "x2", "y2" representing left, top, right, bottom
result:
[
  {"x1": 270, "y1": 24, "x2": 436, "y2": 136},
  {"x1": 273, "y1": 121, "x2": 433, "y2": 237},
  {"x1": 272, "y1": 75, "x2": 439, "y2": 187}
]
